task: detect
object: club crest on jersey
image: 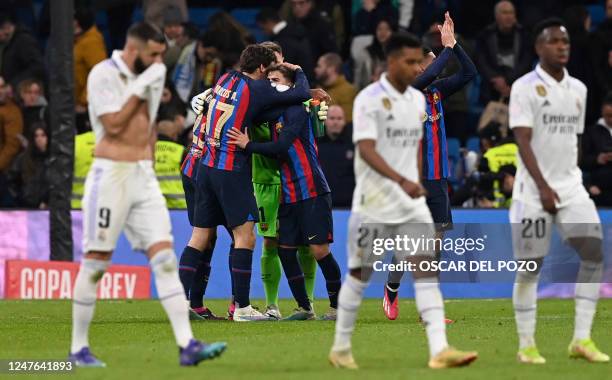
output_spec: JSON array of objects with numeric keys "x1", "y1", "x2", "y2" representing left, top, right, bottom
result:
[
  {"x1": 432, "y1": 92, "x2": 440, "y2": 104},
  {"x1": 275, "y1": 121, "x2": 283, "y2": 132},
  {"x1": 382, "y1": 97, "x2": 392, "y2": 110},
  {"x1": 535, "y1": 85, "x2": 547, "y2": 97}
]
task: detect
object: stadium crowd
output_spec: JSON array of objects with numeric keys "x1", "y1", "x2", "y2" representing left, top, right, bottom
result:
[{"x1": 0, "y1": 0, "x2": 611, "y2": 210}]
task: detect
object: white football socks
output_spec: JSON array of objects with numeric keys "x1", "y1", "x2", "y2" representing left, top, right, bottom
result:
[
  {"x1": 513, "y1": 271, "x2": 539, "y2": 349},
  {"x1": 150, "y1": 249, "x2": 193, "y2": 348},
  {"x1": 414, "y1": 278, "x2": 448, "y2": 357},
  {"x1": 573, "y1": 261, "x2": 602, "y2": 341},
  {"x1": 332, "y1": 275, "x2": 367, "y2": 352},
  {"x1": 71, "y1": 258, "x2": 110, "y2": 353}
]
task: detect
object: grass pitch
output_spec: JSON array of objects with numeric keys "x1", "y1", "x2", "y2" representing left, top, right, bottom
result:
[{"x1": 0, "y1": 298, "x2": 610, "y2": 379}]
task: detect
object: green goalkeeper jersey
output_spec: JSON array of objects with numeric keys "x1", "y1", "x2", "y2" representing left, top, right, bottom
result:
[
  {"x1": 251, "y1": 121, "x2": 281, "y2": 185},
  {"x1": 250, "y1": 100, "x2": 324, "y2": 185}
]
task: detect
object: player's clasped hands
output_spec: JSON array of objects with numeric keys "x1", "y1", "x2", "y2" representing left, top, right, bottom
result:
[
  {"x1": 399, "y1": 177, "x2": 427, "y2": 198},
  {"x1": 437, "y1": 12, "x2": 456, "y2": 48},
  {"x1": 227, "y1": 127, "x2": 250, "y2": 149}
]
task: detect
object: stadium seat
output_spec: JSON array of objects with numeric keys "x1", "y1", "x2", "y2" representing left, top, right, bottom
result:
[
  {"x1": 587, "y1": 5, "x2": 605, "y2": 30},
  {"x1": 131, "y1": 7, "x2": 144, "y2": 23},
  {"x1": 189, "y1": 8, "x2": 222, "y2": 31},
  {"x1": 466, "y1": 137, "x2": 480, "y2": 153},
  {"x1": 230, "y1": 8, "x2": 261, "y2": 29}
]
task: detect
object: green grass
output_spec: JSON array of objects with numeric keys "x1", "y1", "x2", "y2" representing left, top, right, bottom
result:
[{"x1": 0, "y1": 298, "x2": 610, "y2": 379}]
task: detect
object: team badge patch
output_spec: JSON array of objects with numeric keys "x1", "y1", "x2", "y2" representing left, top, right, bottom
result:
[
  {"x1": 382, "y1": 97, "x2": 392, "y2": 110},
  {"x1": 275, "y1": 122, "x2": 283, "y2": 132},
  {"x1": 432, "y1": 92, "x2": 440, "y2": 103},
  {"x1": 259, "y1": 222, "x2": 269, "y2": 232},
  {"x1": 535, "y1": 85, "x2": 547, "y2": 97}
]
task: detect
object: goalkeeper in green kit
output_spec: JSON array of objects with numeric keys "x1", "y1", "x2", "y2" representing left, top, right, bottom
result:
[{"x1": 255, "y1": 42, "x2": 329, "y2": 319}]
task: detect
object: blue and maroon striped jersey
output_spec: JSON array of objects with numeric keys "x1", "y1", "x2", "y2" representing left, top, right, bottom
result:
[
  {"x1": 245, "y1": 104, "x2": 330, "y2": 203},
  {"x1": 412, "y1": 44, "x2": 477, "y2": 181},
  {"x1": 201, "y1": 69, "x2": 311, "y2": 172},
  {"x1": 181, "y1": 113, "x2": 207, "y2": 179},
  {"x1": 421, "y1": 88, "x2": 450, "y2": 180}
]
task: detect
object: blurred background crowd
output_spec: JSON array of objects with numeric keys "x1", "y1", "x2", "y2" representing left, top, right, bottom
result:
[{"x1": 0, "y1": 0, "x2": 610, "y2": 211}]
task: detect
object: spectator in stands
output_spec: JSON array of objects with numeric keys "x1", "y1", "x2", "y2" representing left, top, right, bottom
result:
[
  {"x1": 71, "y1": 129, "x2": 95, "y2": 209},
  {"x1": 353, "y1": 0, "x2": 399, "y2": 36},
  {"x1": 317, "y1": 105, "x2": 355, "y2": 208},
  {"x1": 478, "y1": 125, "x2": 517, "y2": 208},
  {"x1": 162, "y1": 6, "x2": 193, "y2": 73},
  {"x1": 289, "y1": 0, "x2": 338, "y2": 60},
  {"x1": 7, "y1": 122, "x2": 49, "y2": 209},
  {"x1": 160, "y1": 79, "x2": 186, "y2": 115},
  {"x1": 353, "y1": 17, "x2": 395, "y2": 90},
  {"x1": 171, "y1": 31, "x2": 222, "y2": 104},
  {"x1": 155, "y1": 108, "x2": 187, "y2": 209},
  {"x1": 256, "y1": 8, "x2": 315, "y2": 81},
  {"x1": 563, "y1": 5, "x2": 600, "y2": 125},
  {"x1": 280, "y1": 0, "x2": 345, "y2": 54},
  {"x1": 207, "y1": 11, "x2": 256, "y2": 72},
  {"x1": 0, "y1": 11, "x2": 44, "y2": 90},
  {"x1": 581, "y1": 93, "x2": 612, "y2": 207},
  {"x1": 591, "y1": 0, "x2": 612, "y2": 108},
  {"x1": 16, "y1": 78, "x2": 47, "y2": 136},
  {"x1": 0, "y1": 75, "x2": 23, "y2": 173},
  {"x1": 143, "y1": 0, "x2": 188, "y2": 30},
  {"x1": 315, "y1": 53, "x2": 357, "y2": 122},
  {"x1": 73, "y1": 7, "x2": 107, "y2": 133},
  {"x1": 474, "y1": 0, "x2": 532, "y2": 105}
]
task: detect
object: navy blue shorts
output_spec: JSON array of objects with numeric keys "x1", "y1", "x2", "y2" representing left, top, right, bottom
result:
[
  {"x1": 196, "y1": 165, "x2": 258, "y2": 228},
  {"x1": 278, "y1": 193, "x2": 333, "y2": 246},
  {"x1": 182, "y1": 173, "x2": 197, "y2": 226},
  {"x1": 423, "y1": 179, "x2": 453, "y2": 230}
]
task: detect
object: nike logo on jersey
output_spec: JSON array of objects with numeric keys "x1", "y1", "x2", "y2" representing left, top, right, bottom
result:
[
  {"x1": 308, "y1": 235, "x2": 317, "y2": 240},
  {"x1": 542, "y1": 100, "x2": 551, "y2": 107}
]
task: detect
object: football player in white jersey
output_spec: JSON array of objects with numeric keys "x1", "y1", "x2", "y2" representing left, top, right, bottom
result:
[
  {"x1": 509, "y1": 18, "x2": 609, "y2": 364},
  {"x1": 328, "y1": 33, "x2": 478, "y2": 370},
  {"x1": 70, "y1": 22, "x2": 226, "y2": 367}
]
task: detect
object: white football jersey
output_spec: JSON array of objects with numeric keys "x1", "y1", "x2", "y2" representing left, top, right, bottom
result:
[
  {"x1": 351, "y1": 73, "x2": 428, "y2": 223},
  {"x1": 87, "y1": 50, "x2": 163, "y2": 144},
  {"x1": 509, "y1": 64, "x2": 588, "y2": 207}
]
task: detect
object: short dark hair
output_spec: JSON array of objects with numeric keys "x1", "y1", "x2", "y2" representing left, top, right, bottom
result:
[
  {"x1": 0, "y1": 11, "x2": 15, "y2": 27},
  {"x1": 127, "y1": 22, "x2": 165, "y2": 44},
  {"x1": 239, "y1": 44, "x2": 276, "y2": 73},
  {"x1": 74, "y1": 7, "x2": 95, "y2": 31},
  {"x1": 319, "y1": 53, "x2": 343, "y2": 74},
  {"x1": 533, "y1": 17, "x2": 566, "y2": 42},
  {"x1": 260, "y1": 41, "x2": 283, "y2": 56},
  {"x1": 603, "y1": 91, "x2": 612, "y2": 107},
  {"x1": 265, "y1": 64, "x2": 296, "y2": 84},
  {"x1": 384, "y1": 32, "x2": 422, "y2": 57},
  {"x1": 199, "y1": 30, "x2": 218, "y2": 48},
  {"x1": 256, "y1": 8, "x2": 281, "y2": 24}
]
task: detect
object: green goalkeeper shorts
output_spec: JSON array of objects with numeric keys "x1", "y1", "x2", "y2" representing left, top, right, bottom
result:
[{"x1": 254, "y1": 183, "x2": 280, "y2": 238}]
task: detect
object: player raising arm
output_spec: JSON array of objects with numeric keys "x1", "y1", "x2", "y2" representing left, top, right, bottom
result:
[
  {"x1": 70, "y1": 23, "x2": 226, "y2": 367},
  {"x1": 509, "y1": 18, "x2": 609, "y2": 364},
  {"x1": 328, "y1": 32, "x2": 477, "y2": 370}
]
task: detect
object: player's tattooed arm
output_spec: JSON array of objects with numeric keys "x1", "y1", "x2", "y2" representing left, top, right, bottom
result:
[
  {"x1": 514, "y1": 127, "x2": 560, "y2": 213},
  {"x1": 357, "y1": 139, "x2": 426, "y2": 198}
]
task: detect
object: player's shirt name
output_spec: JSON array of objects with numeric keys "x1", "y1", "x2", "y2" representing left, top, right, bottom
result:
[{"x1": 214, "y1": 84, "x2": 238, "y2": 101}]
